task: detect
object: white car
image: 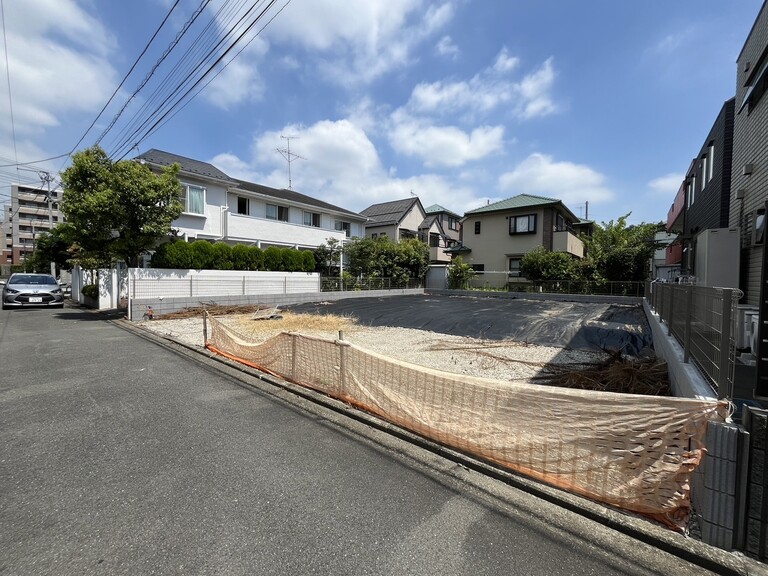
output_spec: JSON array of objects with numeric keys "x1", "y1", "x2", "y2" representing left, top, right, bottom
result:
[{"x1": 1, "y1": 273, "x2": 65, "y2": 310}]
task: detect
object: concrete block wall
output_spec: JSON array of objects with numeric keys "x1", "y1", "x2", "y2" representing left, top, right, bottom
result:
[
  {"x1": 691, "y1": 422, "x2": 748, "y2": 550},
  {"x1": 744, "y1": 406, "x2": 768, "y2": 559},
  {"x1": 129, "y1": 288, "x2": 424, "y2": 320}
]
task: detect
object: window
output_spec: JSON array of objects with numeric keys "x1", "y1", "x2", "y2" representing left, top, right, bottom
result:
[
  {"x1": 754, "y1": 208, "x2": 766, "y2": 245},
  {"x1": 335, "y1": 220, "x2": 351, "y2": 237},
  {"x1": 266, "y1": 204, "x2": 288, "y2": 221},
  {"x1": 471, "y1": 264, "x2": 485, "y2": 274},
  {"x1": 708, "y1": 143, "x2": 715, "y2": 181},
  {"x1": 508, "y1": 258, "x2": 522, "y2": 277},
  {"x1": 303, "y1": 211, "x2": 320, "y2": 227},
  {"x1": 740, "y1": 55, "x2": 768, "y2": 114},
  {"x1": 237, "y1": 196, "x2": 249, "y2": 215},
  {"x1": 371, "y1": 233, "x2": 378, "y2": 239},
  {"x1": 448, "y1": 217, "x2": 458, "y2": 231},
  {"x1": 701, "y1": 156, "x2": 707, "y2": 187},
  {"x1": 183, "y1": 184, "x2": 205, "y2": 214},
  {"x1": 429, "y1": 233, "x2": 440, "y2": 247},
  {"x1": 509, "y1": 214, "x2": 536, "y2": 235},
  {"x1": 474, "y1": 221, "x2": 481, "y2": 234}
]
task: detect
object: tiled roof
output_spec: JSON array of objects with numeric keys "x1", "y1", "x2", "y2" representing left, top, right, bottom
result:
[
  {"x1": 465, "y1": 193, "x2": 562, "y2": 215},
  {"x1": 361, "y1": 197, "x2": 420, "y2": 226},
  {"x1": 233, "y1": 179, "x2": 363, "y2": 219},
  {"x1": 136, "y1": 149, "x2": 233, "y2": 182}
]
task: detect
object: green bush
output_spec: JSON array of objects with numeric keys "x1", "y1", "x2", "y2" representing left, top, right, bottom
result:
[{"x1": 81, "y1": 284, "x2": 99, "y2": 299}]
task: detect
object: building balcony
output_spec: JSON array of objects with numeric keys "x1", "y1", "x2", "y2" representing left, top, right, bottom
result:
[
  {"x1": 552, "y1": 230, "x2": 584, "y2": 258},
  {"x1": 429, "y1": 245, "x2": 452, "y2": 263},
  {"x1": 225, "y1": 213, "x2": 348, "y2": 249},
  {"x1": 666, "y1": 242, "x2": 683, "y2": 265},
  {"x1": 666, "y1": 184, "x2": 685, "y2": 232}
]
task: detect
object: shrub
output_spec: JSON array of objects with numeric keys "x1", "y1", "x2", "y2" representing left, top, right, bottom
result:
[
  {"x1": 81, "y1": 284, "x2": 99, "y2": 299},
  {"x1": 447, "y1": 256, "x2": 475, "y2": 289}
]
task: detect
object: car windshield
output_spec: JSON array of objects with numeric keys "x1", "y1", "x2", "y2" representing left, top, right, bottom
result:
[{"x1": 9, "y1": 275, "x2": 57, "y2": 285}]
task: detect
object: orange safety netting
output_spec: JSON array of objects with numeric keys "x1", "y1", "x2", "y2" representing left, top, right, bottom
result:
[{"x1": 204, "y1": 313, "x2": 727, "y2": 528}]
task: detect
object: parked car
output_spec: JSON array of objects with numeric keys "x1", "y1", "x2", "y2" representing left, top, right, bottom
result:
[{"x1": 1, "y1": 273, "x2": 65, "y2": 309}]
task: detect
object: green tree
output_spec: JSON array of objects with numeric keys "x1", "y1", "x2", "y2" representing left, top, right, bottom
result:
[
  {"x1": 27, "y1": 223, "x2": 77, "y2": 273},
  {"x1": 447, "y1": 256, "x2": 475, "y2": 289},
  {"x1": 580, "y1": 214, "x2": 663, "y2": 282},
  {"x1": 61, "y1": 145, "x2": 183, "y2": 267},
  {"x1": 313, "y1": 238, "x2": 343, "y2": 275},
  {"x1": 520, "y1": 246, "x2": 577, "y2": 282}
]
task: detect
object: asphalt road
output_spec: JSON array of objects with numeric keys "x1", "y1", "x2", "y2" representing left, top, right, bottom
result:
[
  {"x1": 287, "y1": 294, "x2": 653, "y2": 356},
  {"x1": 0, "y1": 305, "x2": 728, "y2": 575}
]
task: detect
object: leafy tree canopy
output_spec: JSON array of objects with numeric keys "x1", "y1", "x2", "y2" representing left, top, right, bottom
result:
[
  {"x1": 580, "y1": 213, "x2": 664, "y2": 282},
  {"x1": 61, "y1": 146, "x2": 183, "y2": 267}
]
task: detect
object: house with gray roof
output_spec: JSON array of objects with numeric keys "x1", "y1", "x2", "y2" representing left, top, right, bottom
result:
[
  {"x1": 360, "y1": 197, "x2": 426, "y2": 242},
  {"x1": 455, "y1": 193, "x2": 589, "y2": 282},
  {"x1": 419, "y1": 204, "x2": 462, "y2": 263},
  {"x1": 135, "y1": 149, "x2": 366, "y2": 250}
]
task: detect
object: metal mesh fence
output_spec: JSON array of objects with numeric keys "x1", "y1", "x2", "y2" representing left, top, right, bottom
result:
[{"x1": 205, "y1": 313, "x2": 726, "y2": 527}]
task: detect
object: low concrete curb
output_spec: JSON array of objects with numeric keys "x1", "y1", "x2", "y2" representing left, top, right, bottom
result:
[{"x1": 114, "y1": 317, "x2": 763, "y2": 576}]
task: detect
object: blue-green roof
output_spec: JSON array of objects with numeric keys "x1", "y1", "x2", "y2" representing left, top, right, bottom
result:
[
  {"x1": 465, "y1": 193, "x2": 562, "y2": 215},
  {"x1": 424, "y1": 203, "x2": 460, "y2": 218}
]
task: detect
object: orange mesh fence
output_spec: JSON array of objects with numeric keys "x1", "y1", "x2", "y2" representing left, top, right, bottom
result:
[{"x1": 205, "y1": 314, "x2": 726, "y2": 527}]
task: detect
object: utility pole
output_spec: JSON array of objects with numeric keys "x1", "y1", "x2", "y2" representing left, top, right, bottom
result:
[
  {"x1": 277, "y1": 135, "x2": 305, "y2": 190},
  {"x1": 38, "y1": 171, "x2": 56, "y2": 277}
]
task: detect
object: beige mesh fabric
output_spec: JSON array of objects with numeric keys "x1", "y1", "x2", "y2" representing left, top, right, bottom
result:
[{"x1": 205, "y1": 314, "x2": 726, "y2": 526}]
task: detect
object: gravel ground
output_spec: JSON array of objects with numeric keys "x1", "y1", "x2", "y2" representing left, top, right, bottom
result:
[{"x1": 136, "y1": 314, "x2": 608, "y2": 383}]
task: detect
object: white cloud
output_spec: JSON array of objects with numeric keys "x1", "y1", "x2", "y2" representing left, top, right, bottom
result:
[
  {"x1": 388, "y1": 115, "x2": 504, "y2": 167},
  {"x1": 405, "y1": 49, "x2": 556, "y2": 119},
  {"x1": 648, "y1": 172, "x2": 684, "y2": 195},
  {"x1": 219, "y1": 118, "x2": 479, "y2": 215},
  {"x1": 499, "y1": 153, "x2": 614, "y2": 208},
  {"x1": 0, "y1": 0, "x2": 119, "y2": 137},
  {"x1": 436, "y1": 35, "x2": 460, "y2": 59},
  {"x1": 202, "y1": 43, "x2": 267, "y2": 109},
  {"x1": 264, "y1": 0, "x2": 457, "y2": 85}
]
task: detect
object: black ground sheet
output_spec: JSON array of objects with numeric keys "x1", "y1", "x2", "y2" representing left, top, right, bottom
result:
[{"x1": 286, "y1": 294, "x2": 652, "y2": 357}]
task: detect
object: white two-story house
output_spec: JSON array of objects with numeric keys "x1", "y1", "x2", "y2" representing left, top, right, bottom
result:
[{"x1": 136, "y1": 149, "x2": 366, "y2": 250}]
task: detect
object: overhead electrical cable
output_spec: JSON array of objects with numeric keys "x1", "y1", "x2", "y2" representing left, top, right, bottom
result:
[
  {"x1": 94, "y1": 0, "x2": 211, "y2": 149},
  {"x1": 67, "y1": 0, "x2": 184, "y2": 156},
  {"x1": 0, "y1": 0, "x2": 20, "y2": 185},
  {"x1": 111, "y1": 0, "x2": 282, "y2": 160},
  {"x1": 141, "y1": 0, "x2": 292, "y2": 144}
]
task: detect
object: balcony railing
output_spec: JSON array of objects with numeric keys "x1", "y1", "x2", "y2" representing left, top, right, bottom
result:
[{"x1": 552, "y1": 229, "x2": 584, "y2": 258}]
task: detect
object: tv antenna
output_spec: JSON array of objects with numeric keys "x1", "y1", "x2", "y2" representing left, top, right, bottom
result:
[{"x1": 277, "y1": 135, "x2": 305, "y2": 190}]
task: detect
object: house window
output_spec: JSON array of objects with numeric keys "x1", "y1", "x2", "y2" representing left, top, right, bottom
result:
[
  {"x1": 474, "y1": 221, "x2": 481, "y2": 234},
  {"x1": 237, "y1": 196, "x2": 249, "y2": 215},
  {"x1": 429, "y1": 233, "x2": 440, "y2": 247},
  {"x1": 471, "y1": 264, "x2": 485, "y2": 274},
  {"x1": 303, "y1": 211, "x2": 320, "y2": 227},
  {"x1": 371, "y1": 233, "x2": 378, "y2": 239},
  {"x1": 266, "y1": 204, "x2": 288, "y2": 221},
  {"x1": 335, "y1": 220, "x2": 351, "y2": 237},
  {"x1": 448, "y1": 217, "x2": 458, "y2": 231},
  {"x1": 708, "y1": 143, "x2": 715, "y2": 181},
  {"x1": 701, "y1": 156, "x2": 707, "y2": 187},
  {"x1": 754, "y1": 208, "x2": 766, "y2": 245},
  {"x1": 183, "y1": 184, "x2": 205, "y2": 215},
  {"x1": 510, "y1": 214, "x2": 536, "y2": 235},
  {"x1": 509, "y1": 258, "x2": 522, "y2": 277},
  {"x1": 740, "y1": 56, "x2": 768, "y2": 114}
]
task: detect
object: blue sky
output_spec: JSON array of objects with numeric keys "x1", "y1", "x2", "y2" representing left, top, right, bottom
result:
[{"x1": 0, "y1": 0, "x2": 763, "y2": 226}]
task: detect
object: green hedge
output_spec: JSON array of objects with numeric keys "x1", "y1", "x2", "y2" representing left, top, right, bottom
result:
[{"x1": 150, "y1": 240, "x2": 315, "y2": 272}]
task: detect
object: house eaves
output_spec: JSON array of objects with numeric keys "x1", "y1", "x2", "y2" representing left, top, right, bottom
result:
[
  {"x1": 465, "y1": 193, "x2": 579, "y2": 222},
  {"x1": 135, "y1": 149, "x2": 235, "y2": 185}
]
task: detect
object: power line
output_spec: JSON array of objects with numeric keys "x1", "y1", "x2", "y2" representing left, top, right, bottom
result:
[
  {"x1": 111, "y1": 0, "x2": 285, "y2": 160},
  {"x1": 0, "y1": 0, "x2": 20, "y2": 185},
  {"x1": 136, "y1": 0, "x2": 292, "y2": 147},
  {"x1": 68, "y1": 0, "x2": 185, "y2": 155}
]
